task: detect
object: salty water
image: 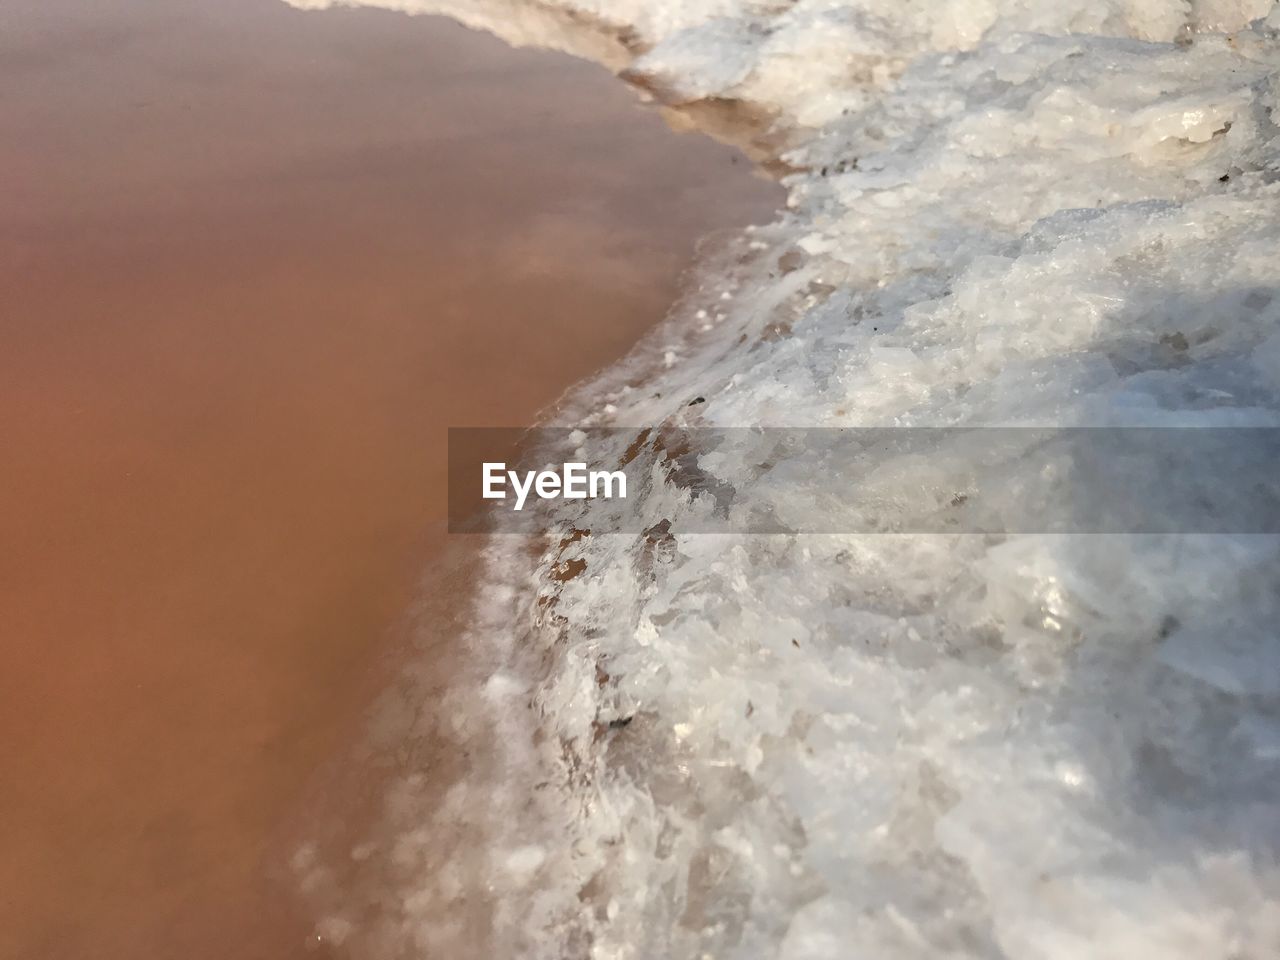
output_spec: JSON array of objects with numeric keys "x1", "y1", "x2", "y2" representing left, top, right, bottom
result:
[{"x1": 0, "y1": 2, "x2": 781, "y2": 957}]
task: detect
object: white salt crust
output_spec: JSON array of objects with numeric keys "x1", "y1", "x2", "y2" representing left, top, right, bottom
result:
[{"x1": 288, "y1": 2, "x2": 1280, "y2": 958}]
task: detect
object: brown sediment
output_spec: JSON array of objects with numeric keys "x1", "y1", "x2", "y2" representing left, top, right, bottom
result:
[
  {"x1": 656, "y1": 98, "x2": 802, "y2": 178},
  {"x1": 0, "y1": 1, "x2": 782, "y2": 959},
  {"x1": 624, "y1": 68, "x2": 803, "y2": 177}
]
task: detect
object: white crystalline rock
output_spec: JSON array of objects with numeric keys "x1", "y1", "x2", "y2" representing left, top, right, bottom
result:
[
  {"x1": 285, "y1": 0, "x2": 1280, "y2": 958},
  {"x1": 503, "y1": 844, "x2": 548, "y2": 879},
  {"x1": 622, "y1": 17, "x2": 764, "y2": 101}
]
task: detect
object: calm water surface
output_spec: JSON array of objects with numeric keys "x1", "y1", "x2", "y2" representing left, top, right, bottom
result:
[{"x1": 0, "y1": 1, "x2": 781, "y2": 957}]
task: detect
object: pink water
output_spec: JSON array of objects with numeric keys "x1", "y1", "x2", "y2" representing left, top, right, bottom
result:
[{"x1": 0, "y1": 1, "x2": 780, "y2": 957}]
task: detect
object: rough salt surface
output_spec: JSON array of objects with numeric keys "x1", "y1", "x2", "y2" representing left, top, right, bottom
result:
[{"x1": 288, "y1": 2, "x2": 1280, "y2": 958}]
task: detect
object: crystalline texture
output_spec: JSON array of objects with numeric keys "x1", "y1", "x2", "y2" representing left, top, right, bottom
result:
[{"x1": 288, "y1": 2, "x2": 1280, "y2": 958}]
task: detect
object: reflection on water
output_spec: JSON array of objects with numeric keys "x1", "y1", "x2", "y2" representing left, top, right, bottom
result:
[{"x1": 0, "y1": 1, "x2": 781, "y2": 957}]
